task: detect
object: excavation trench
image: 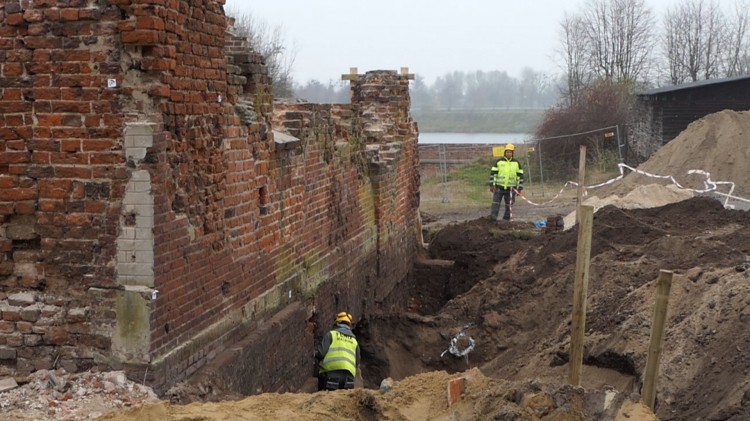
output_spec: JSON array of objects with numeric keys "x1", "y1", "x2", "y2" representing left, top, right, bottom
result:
[
  {"x1": 165, "y1": 197, "x2": 750, "y2": 421},
  {"x1": 357, "y1": 216, "x2": 641, "y2": 393}
]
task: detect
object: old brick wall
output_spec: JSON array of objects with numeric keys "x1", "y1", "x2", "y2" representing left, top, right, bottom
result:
[
  {"x1": 418, "y1": 144, "x2": 495, "y2": 177},
  {"x1": 1, "y1": 1, "x2": 420, "y2": 394}
]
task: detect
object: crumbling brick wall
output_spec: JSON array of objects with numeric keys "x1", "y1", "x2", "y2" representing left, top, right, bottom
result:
[{"x1": 0, "y1": 0, "x2": 420, "y2": 394}]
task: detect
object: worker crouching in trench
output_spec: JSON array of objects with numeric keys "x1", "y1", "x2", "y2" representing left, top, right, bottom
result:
[{"x1": 316, "y1": 311, "x2": 361, "y2": 391}]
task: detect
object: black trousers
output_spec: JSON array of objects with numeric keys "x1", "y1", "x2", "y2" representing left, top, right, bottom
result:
[
  {"x1": 490, "y1": 187, "x2": 516, "y2": 220},
  {"x1": 318, "y1": 370, "x2": 355, "y2": 391}
]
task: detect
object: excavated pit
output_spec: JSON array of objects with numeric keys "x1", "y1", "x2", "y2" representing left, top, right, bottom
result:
[{"x1": 358, "y1": 196, "x2": 750, "y2": 420}]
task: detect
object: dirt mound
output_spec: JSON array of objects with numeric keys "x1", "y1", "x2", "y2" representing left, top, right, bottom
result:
[
  {"x1": 367, "y1": 197, "x2": 750, "y2": 421},
  {"x1": 99, "y1": 368, "x2": 656, "y2": 421}
]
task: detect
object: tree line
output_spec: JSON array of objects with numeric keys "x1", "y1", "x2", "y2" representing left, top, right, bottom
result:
[
  {"x1": 540, "y1": 0, "x2": 750, "y2": 169},
  {"x1": 230, "y1": 0, "x2": 750, "y2": 106},
  {"x1": 294, "y1": 70, "x2": 560, "y2": 110},
  {"x1": 559, "y1": 0, "x2": 750, "y2": 105}
]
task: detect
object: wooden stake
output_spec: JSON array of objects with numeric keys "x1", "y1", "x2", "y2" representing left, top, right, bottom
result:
[
  {"x1": 568, "y1": 204, "x2": 593, "y2": 386},
  {"x1": 576, "y1": 145, "x2": 587, "y2": 225},
  {"x1": 642, "y1": 269, "x2": 673, "y2": 410}
]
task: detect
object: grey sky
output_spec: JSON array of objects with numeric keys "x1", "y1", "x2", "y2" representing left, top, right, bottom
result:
[{"x1": 225, "y1": 0, "x2": 682, "y2": 85}]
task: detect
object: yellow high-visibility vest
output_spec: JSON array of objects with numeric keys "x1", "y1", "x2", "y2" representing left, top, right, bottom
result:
[
  {"x1": 491, "y1": 158, "x2": 523, "y2": 188},
  {"x1": 320, "y1": 331, "x2": 358, "y2": 376}
]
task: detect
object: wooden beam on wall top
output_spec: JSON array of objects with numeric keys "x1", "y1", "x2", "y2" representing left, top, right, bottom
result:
[
  {"x1": 341, "y1": 67, "x2": 359, "y2": 81},
  {"x1": 400, "y1": 67, "x2": 415, "y2": 80}
]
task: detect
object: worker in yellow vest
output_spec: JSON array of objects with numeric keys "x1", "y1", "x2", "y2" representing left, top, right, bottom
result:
[
  {"x1": 316, "y1": 311, "x2": 360, "y2": 391},
  {"x1": 489, "y1": 143, "x2": 524, "y2": 220}
]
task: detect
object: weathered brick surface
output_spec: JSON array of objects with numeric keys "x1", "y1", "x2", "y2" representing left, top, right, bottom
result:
[{"x1": 1, "y1": 1, "x2": 420, "y2": 394}]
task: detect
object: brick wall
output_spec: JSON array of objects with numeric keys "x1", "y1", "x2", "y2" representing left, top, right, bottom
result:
[
  {"x1": 1, "y1": 1, "x2": 420, "y2": 394},
  {"x1": 418, "y1": 144, "x2": 495, "y2": 178}
]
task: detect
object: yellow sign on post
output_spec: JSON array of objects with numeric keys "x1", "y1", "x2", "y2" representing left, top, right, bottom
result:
[{"x1": 492, "y1": 146, "x2": 505, "y2": 157}]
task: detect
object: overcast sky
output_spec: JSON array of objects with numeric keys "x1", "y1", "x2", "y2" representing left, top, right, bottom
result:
[{"x1": 225, "y1": 0, "x2": 682, "y2": 85}]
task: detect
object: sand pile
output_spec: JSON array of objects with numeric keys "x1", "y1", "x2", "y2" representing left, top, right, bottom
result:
[
  {"x1": 566, "y1": 109, "x2": 750, "y2": 225},
  {"x1": 638, "y1": 109, "x2": 750, "y2": 194},
  {"x1": 617, "y1": 109, "x2": 750, "y2": 196}
]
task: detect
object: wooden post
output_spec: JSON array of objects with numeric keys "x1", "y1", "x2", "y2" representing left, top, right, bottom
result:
[
  {"x1": 642, "y1": 269, "x2": 673, "y2": 410},
  {"x1": 576, "y1": 145, "x2": 587, "y2": 225},
  {"x1": 568, "y1": 204, "x2": 593, "y2": 386}
]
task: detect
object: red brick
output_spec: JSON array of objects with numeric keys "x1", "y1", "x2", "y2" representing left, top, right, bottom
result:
[
  {"x1": 39, "y1": 179, "x2": 72, "y2": 199},
  {"x1": 0, "y1": 128, "x2": 18, "y2": 141},
  {"x1": 143, "y1": 57, "x2": 176, "y2": 71},
  {"x1": 84, "y1": 201, "x2": 106, "y2": 213},
  {"x1": 0, "y1": 203, "x2": 14, "y2": 215},
  {"x1": 14, "y1": 201, "x2": 35, "y2": 215},
  {"x1": 66, "y1": 213, "x2": 91, "y2": 226},
  {"x1": 0, "y1": 152, "x2": 30, "y2": 164},
  {"x1": 2, "y1": 63, "x2": 24, "y2": 76},
  {"x1": 136, "y1": 16, "x2": 166, "y2": 31},
  {"x1": 101, "y1": 114, "x2": 122, "y2": 127},
  {"x1": 43, "y1": 9, "x2": 60, "y2": 20},
  {"x1": 6, "y1": 13, "x2": 25, "y2": 26},
  {"x1": 82, "y1": 140, "x2": 116, "y2": 151},
  {"x1": 60, "y1": 140, "x2": 80, "y2": 152},
  {"x1": 38, "y1": 199, "x2": 65, "y2": 212},
  {"x1": 0, "y1": 177, "x2": 17, "y2": 189},
  {"x1": 0, "y1": 101, "x2": 33, "y2": 113},
  {"x1": 23, "y1": 36, "x2": 62, "y2": 49},
  {"x1": 36, "y1": 114, "x2": 63, "y2": 127},
  {"x1": 15, "y1": 126, "x2": 33, "y2": 140},
  {"x1": 0, "y1": 189, "x2": 38, "y2": 206},
  {"x1": 51, "y1": 101, "x2": 91, "y2": 113},
  {"x1": 89, "y1": 152, "x2": 122, "y2": 165},
  {"x1": 60, "y1": 9, "x2": 80, "y2": 21},
  {"x1": 33, "y1": 88, "x2": 61, "y2": 100},
  {"x1": 22, "y1": 9, "x2": 44, "y2": 23},
  {"x1": 148, "y1": 85, "x2": 170, "y2": 98},
  {"x1": 121, "y1": 29, "x2": 160, "y2": 45},
  {"x1": 0, "y1": 89, "x2": 22, "y2": 101},
  {"x1": 55, "y1": 166, "x2": 92, "y2": 179},
  {"x1": 83, "y1": 115, "x2": 101, "y2": 127},
  {"x1": 79, "y1": 8, "x2": 103, "y2": 21}
]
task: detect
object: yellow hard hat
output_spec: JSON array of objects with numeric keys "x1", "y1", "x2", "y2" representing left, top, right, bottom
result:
[
  {"x1": 505, "y1": 143, "x2": 515, "y2": 151},
  {"x1": 335, "y1": 312, "x2": 353, "y2": 325}
]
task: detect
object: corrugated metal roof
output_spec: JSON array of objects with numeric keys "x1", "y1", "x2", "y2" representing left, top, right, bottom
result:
[{"x1": 638, "y1": 74, "x2": 750, "y2": 96}]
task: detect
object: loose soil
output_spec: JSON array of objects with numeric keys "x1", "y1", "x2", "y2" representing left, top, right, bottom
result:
[{"x1": 370, "y1": 196, "x2": 750, "y2": 421}]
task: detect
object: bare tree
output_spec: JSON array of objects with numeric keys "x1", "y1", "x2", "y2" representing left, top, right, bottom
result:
[
  {"x1": 557, "y1": 12, "x2": 592, "y2": 105},
  {"x1": 661, "y1": 0, "x2": 726, "y2": 83},
  {"x1": 226, "y1": 7, "x2": 297, "y2": 97},
  {"x1": 724, "y1": 0, "x2": 750, "y2": 76},
  {"x1": 581, "y1": 0, "x2": 655, "y2": 83}
]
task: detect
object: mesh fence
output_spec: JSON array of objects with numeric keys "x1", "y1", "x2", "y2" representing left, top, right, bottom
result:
[
  {"x1": 419, "y1": 125, "x2": 750, "y2": 219},
  {"x1": 419, "y1": 135, "x2": 622, "y2": 217}
]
